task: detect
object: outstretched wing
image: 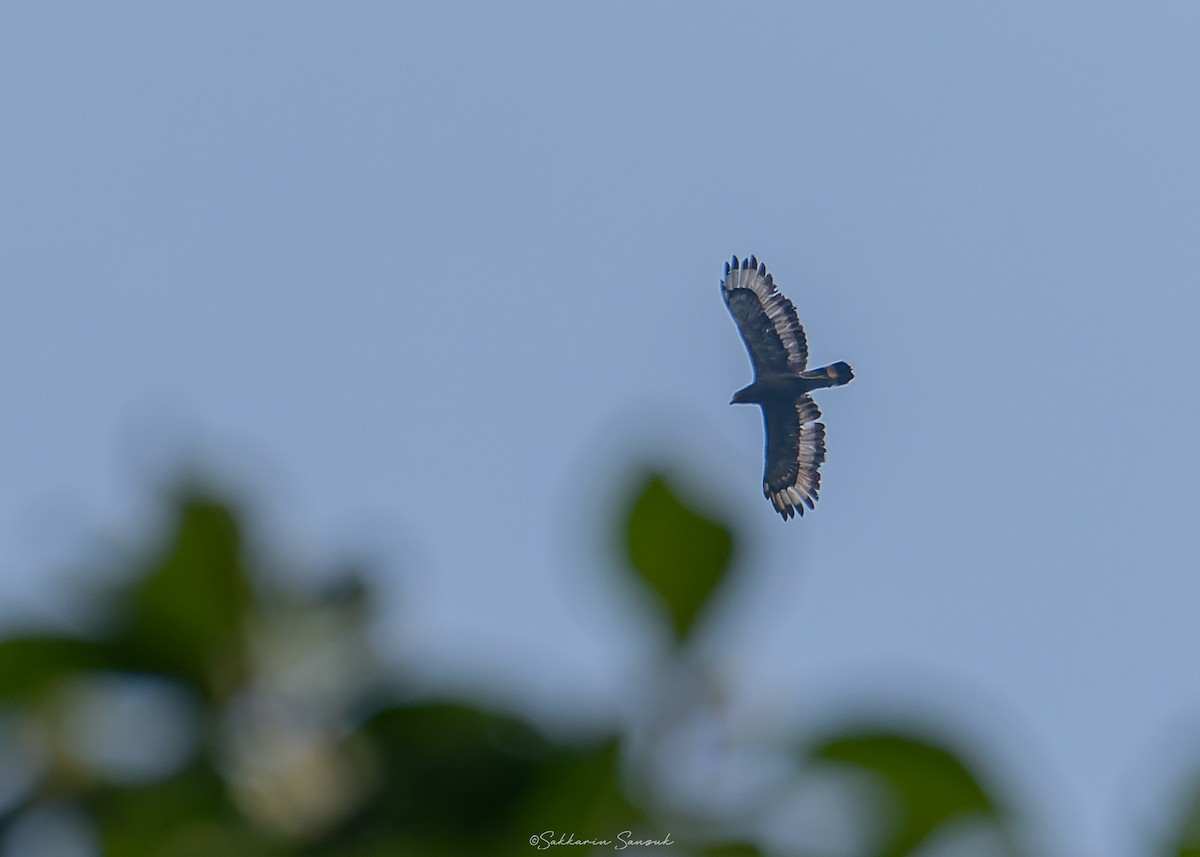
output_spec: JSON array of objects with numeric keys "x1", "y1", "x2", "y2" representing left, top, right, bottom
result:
[
  {"x1": 762, "y1": 395, "x2": 826, "y2": 520},
  {"x1": 721, "y1": 254, "x2": 808, "y2": 377}
]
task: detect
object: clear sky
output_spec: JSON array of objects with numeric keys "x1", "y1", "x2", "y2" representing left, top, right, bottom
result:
[{"x1": 5, "y1": 4, "x2": 1200, "y2": 856}]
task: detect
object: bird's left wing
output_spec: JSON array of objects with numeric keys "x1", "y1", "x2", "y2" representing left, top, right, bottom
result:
[{"x1": 762, "y1": 395, "x2": 826, "y2": 519}]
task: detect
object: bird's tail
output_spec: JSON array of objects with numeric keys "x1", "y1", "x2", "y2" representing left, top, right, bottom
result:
[{"x1": 800, "y1": 361, "x2": 854, "y2": 388}]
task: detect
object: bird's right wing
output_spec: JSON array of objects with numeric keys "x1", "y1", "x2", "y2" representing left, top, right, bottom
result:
[{"x1": 721, "y1": 255, "x2": 809, "y2": 377}]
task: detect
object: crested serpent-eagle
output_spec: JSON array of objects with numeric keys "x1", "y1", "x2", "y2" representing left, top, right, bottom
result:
[{"x1": 722, "y1": 255, "x2": 853, "y2": 520}]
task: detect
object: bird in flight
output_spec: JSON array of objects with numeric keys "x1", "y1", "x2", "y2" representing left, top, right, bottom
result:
[{"x1": 722, "y1": 255, "x2": 853, "y2": 519}]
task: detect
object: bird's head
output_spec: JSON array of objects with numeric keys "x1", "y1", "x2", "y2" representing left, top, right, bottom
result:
[{"x1": 730, "y1": 385, "x2": 755, "y2": 405}]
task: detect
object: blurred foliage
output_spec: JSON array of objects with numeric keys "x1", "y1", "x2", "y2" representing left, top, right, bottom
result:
[
  {"x1": 621, "y1": 474, "x2": 734, "y2": 642},
  {"x1": 809, "y1": 733, "x2": 1003, "y2": 857},
  {"x1": 4, "y1": 466, "x2": 1195, "y2": 856},
  {"x1": 1167, "y1": 780, "x2": 1200, "y2": 857}
]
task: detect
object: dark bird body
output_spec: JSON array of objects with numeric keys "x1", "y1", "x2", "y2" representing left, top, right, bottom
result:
[{"x1": 721, "y1": 255, "x2": 854, "y2": 520}]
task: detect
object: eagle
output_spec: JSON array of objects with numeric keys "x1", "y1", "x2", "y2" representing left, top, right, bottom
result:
[{"x1": 722, "y1": 255, "x2": 853, "y2": 520}]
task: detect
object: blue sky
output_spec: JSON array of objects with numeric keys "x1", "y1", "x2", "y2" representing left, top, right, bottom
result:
[{"x1": 5, "y1": 4, "x2": 1200, "y2": 855}]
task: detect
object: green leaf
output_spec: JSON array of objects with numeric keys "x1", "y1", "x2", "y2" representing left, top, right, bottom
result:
[
  {"x1": 620, "y1": 471, "x2": 735, "y2": 642},
  {"x1": 510, "y1": 739, "x2": 645, "y2": 841},
  {"x1": 350, "y1": 703, "x2": 644, "y2": 857},
  {"x1": 89, "y1": 764, "x2": 262, "y2": 857},
  {"x1": 354, "y1": 703, "x2": 552, "y2": 845},
  {"x1": 810, "y1": 731, "x2": 999, "y2": 857},
  {"x1": 1162, "y1": 776, "x2": 1200, "y2": 857},
  {"x1": 0, "y1": 636, "x2": 117, "y2": 700},
  {"x1": 115, "y1": 493, "x2": 255, "y2": 700}
]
